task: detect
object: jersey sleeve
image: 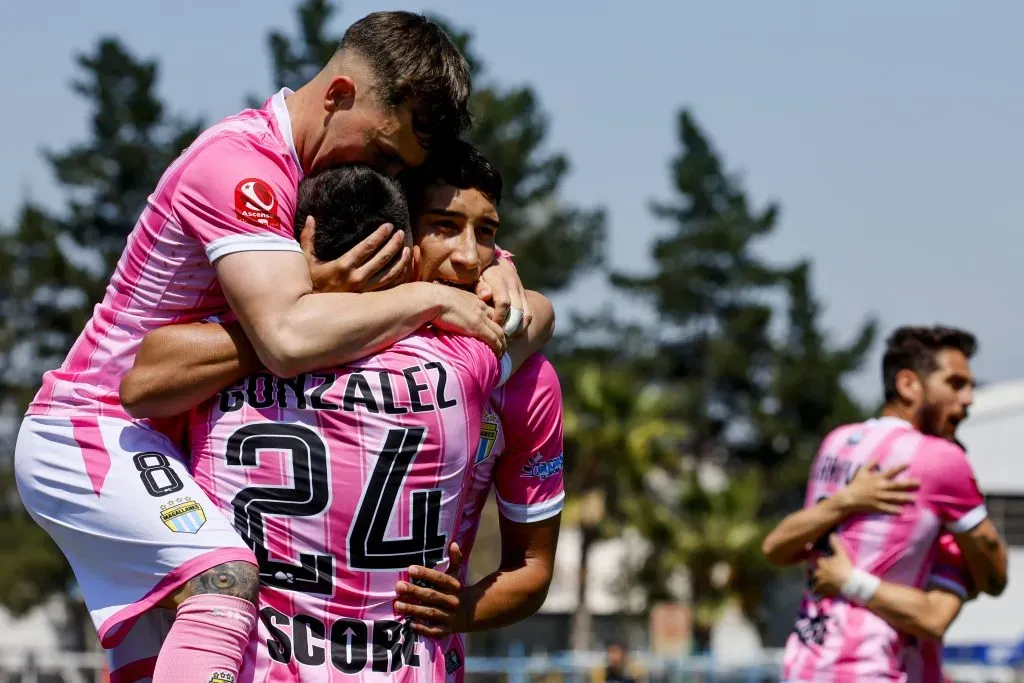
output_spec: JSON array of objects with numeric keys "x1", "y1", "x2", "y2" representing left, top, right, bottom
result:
[
  {"x1": 918, "y1": 440, "x2": 987, "y2": 534},
  {"x1": 927, "y1": 532, "x2": 973, "y2": 599},
  {"x1": 492, "y1": 354, "x2": 565, "y2": 524},
  {"x1": 171, "y1": 134, "x2": 300, "y2": 263},
  {"x1": 438, "y1": 332, "x2": 507, "y2": 398}
]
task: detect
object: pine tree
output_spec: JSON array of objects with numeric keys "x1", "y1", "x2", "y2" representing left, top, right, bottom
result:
[{"x1": 610, "y1": 110, "x2": 875, "y2": 649}]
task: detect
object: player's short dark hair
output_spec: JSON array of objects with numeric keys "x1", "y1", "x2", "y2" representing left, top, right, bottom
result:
[
  {"x1": 882, "y1": 325, "x2": 978, "y2": 402},
  {"x1": 401, "y1": 139, "x2": 503, "y2": 215},
  {"x1": 338, "y1": 12, "x2": 472, "y2": 148},
  {"x1": 294, "y1": 165, "x2": 410, "y2": 262}
]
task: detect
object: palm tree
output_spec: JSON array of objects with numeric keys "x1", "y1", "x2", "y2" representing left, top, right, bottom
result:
[
  {"x1": 561, "y1": 362, "x2": 689, "y2": 651},
  {"x1": 632, "y1": 463, "x2": 776, "y2": 651}
]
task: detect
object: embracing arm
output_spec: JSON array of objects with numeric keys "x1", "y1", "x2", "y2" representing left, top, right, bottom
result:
[
  {"x1": 505, "y1": 290, "x2": 555, "y2": 375},
  {"x1": 121, "y1": 277, "x2": 517, "y2": 418},
  {"x1": 762, "y1": 463, "x2": 917, "y2": 566},
  {"x1": 866, "y1": 583, "x2": 963, "y2": 641},
  {"x1": 954, "y1": 519, "x2": 1008, "y2": 597},
  {"x1": 120, "y1": 320, "x2": 259, "y2": 419},
  {"x1": 811, "y1": 535, "x2": 965, "y2": 641},
  {"x1": 216, "y1": 251, "x2": 505, "y2": 378},
  {"x1": 762, "y1": 497, "x2": 852, "y2": 566}
]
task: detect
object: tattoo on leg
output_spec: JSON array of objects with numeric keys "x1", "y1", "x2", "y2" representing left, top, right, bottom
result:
[{"x1": 185, "y1": 561, "x2": 260, "y2": 605}]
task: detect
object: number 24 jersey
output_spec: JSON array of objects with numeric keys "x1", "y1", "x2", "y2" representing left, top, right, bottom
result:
[{"x1": 188, "y1": 328, "x2": 507, "y2": 682}]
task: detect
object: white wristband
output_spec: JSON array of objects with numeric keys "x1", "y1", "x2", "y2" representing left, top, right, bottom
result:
[{"x1": 840, "y1": 568, "x2": 881, "y2": 605}]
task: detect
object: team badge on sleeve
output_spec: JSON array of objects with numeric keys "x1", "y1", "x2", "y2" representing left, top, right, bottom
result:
[
  {"x1": 476, "y1": 409, "x2": 499, "y2": 464},
  {"x1": 209, "y1": 673, "x2": 235, "y2": 683},
  {"x1": 234, "y1": 178, "x2": 280, "y2": 228},
  {"x1": 160, "y1": 497, "x2": 207, "y2": 534}
]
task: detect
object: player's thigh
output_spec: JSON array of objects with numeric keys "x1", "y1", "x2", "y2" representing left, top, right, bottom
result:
[{"x1": 15, "y1": 415, "x2": 254, "y2": 645}]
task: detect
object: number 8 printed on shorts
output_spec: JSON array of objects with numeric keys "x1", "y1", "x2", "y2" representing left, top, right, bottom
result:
[{"x1": 134, "y1": 451, "x2": 185, "y2": 497}]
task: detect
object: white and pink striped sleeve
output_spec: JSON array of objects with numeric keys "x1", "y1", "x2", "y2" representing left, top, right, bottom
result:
[
  {"x1": 171, "y1": 134, "x2": 300, "y2": 263},
  {"x1": 919, "y1": 439, "x2": 988, "y2": 533},
  {"x1": 493, "y1": 354, "x2": 564, "y2": 524}
]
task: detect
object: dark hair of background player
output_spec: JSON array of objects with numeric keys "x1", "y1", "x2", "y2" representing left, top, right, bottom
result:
[{"x1": 882, "y1": 325, "x2": 978, "y2": 402}]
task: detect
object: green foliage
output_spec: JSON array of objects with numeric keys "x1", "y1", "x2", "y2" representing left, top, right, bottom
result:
[{"x1": 604, "y1": 110, "x2": 876, "y2": 647}]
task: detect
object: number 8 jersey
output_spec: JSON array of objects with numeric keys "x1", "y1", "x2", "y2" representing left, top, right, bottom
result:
[{"x1": 188, "y1": 328, "x2": 509, "y2": 683}]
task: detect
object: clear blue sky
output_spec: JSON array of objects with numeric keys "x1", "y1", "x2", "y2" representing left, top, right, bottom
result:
[{"x1": 3, "y1": 1, "x2": 1023, "y2": 399}]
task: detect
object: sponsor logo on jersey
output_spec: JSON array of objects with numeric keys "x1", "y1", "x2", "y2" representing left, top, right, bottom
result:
[
  {"x1": 160, "y1": 497, "x2": 207, "y2": 534},
  {"x1": 210, "y1": 673, "x2": 235, "y2": 683},
  {"x1": 234, "y1": 178, "x2": 280, "y2": 228},
  {"x1": 445, "y1": 648, "x2": 463, "y2": 674},
  {"x1": 475, "y1": 409, "x2": 500, "y2": 465},
  {"x1": 521, "y1": 453, "x2": 563, "y2": 480}
]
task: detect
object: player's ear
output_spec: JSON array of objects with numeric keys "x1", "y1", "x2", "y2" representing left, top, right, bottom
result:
[
  {"x1": 895, "y1": 368, "x2": 922, "y2": 405},
  {"x1": 299, "y1": 215, "x2": 317, "y2": 259},
  {"x1": 324, "y1": 75, "x2": 356, "y2": 113}
]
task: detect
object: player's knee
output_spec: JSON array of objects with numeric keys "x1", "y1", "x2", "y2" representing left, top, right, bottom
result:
[{"x1": 187, "y1": 560, "x2": 260, "y2": 606}]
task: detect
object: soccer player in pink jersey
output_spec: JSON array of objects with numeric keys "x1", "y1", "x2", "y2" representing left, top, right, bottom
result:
[
  {"x1": 439, "y1": 352, "x2": 565, "y2": 678},
  {"x1": 794, "y1": 439, "x2": 978, "y2": 682},
  {"x1": 14, "y1": 13, "x2": 536, "y2": 683},
  {"x1": 761, "y1": 326, "x2": 1007, "y2": 682},
  {"x1": 113, "y1": 144, "x2": 560, "y2": 681},
  {"x1": 812, "y1": 531, "x2": 972, "y2": 683}
]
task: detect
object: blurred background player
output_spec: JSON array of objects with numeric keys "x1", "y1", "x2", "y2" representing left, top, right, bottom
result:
[
  {"x1": 761, "y1": 326, "x2": 1008, "y2": 682},
  {"x1": 604, "y1": 643, "x2": 637, "y2": 683}
]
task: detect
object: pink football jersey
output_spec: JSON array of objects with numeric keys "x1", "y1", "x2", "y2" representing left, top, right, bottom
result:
[
  {"x1": 782, "y1": 417, "x2": 986, "y2": 683},
  {"x1": 455, "y1": 353, "x2": 566, "y2": 562},
  {"x1": 445, "y1": 354, "x2": 565, "y2": 682},
  {"x1": 29, "y1": 90, "x2": 302, "y2": 420},
  {"x1": 189, "y1": 329, "x2": 506, "y2": 682}
]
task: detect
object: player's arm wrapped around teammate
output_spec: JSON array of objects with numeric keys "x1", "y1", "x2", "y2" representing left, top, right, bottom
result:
[
  {"x1": 121, "y1": 318, "x2": 260, "y2": 419},
  {"x1": 761, "y1": 461, "x2": 918, "y2": 566},
  {"x1": 811, "y1": 535, "x2": 965, "y2": 641},
  {"x1": 478, "y1": 246, "x2": 532, "y2": 337}
]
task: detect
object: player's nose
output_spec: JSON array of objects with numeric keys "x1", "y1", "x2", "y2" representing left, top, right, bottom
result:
[{"x1": 450, "y1": 238, "x2": 481, "y2": 276}]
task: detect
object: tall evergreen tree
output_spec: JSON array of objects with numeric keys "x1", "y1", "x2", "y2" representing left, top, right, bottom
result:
[{"x1": 610, "y1": 110, "x2": 875, "y2": 649}]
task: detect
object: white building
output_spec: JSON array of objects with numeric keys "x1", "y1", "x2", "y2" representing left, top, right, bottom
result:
[{"x1": 946, "y1": 379, "x2": 1024, "y2": 644}]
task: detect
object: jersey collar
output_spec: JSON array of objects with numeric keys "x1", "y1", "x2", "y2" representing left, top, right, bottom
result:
[
  {"x1": 873, "y1": 415, "x2": 913, "y2": 430},
  {"x1": 270, "y1": 88, "x2": 302, "y2": 175}
]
